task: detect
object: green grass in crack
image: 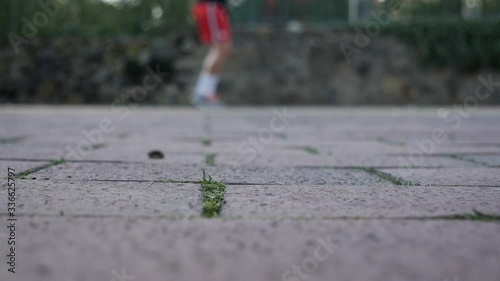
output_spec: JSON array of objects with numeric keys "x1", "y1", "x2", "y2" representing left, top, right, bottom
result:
[
  {"x1": 205, "y1": 153, "x2": 216, "y2": 166},
  {"x1": 91, "y1": 143, "x2": 106, "y2": 150},
  {"x1": 276, "y1": 133, "x2": 287, "y2": 140},
  {"x1": 376, "y1": 137, "x2": 406, "y2": 147},
  {"x1": 202, "y1": 139, "x2": 212, "y2": 146},
  {"x1": 200, "y1": 170, "x2": 226, "y2": 218},
  {"x1": 303, "y1": 146, "x2": 319, "y2": 155},
  {"x1": 17, "y1": 158, "x2": 66, "y2": 179},
  {"x1": 446, "y1": 210, "x2": 500, "y2": 221},
  {"x1": 118, "y1": 133, "x2": 129, "y2": 139},
  {"x1": 447, "y1": 154, "x2": 491, "y2": 167},
  {"x1": 203, "y1": 113, "x2": 212, "y2": 134},
  {"x1": 157, "y1": 178, "x2": 174, "y2": 183},
  {"x1": 0, "y1": 137, "x2": 26, "y2": 144},
  {"x1": 362, "y1": 167, "x2": 421, "y2": 186}
]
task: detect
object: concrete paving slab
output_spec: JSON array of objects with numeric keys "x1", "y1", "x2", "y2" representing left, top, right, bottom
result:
[
  {"x1": 380, "y1": 167, "x2": 500, "y2": 186},
  {"x1": 215, "y1": 153, "x2": 481, "y2": 168},
  {"x1": 0, "y1": 143, "x2": 67, "y2": 160},
  {"x1": 463, "y1": 155, "x2": 500, "y2": 167},
  {"x1": 30, "y1": 162, "x2": 204, "y2": 182},
  {"x1": 0, "y1": 180, "x2": 201, "y2": 217},
  {"x1": 0, "y1": 161, "x2": 51, "y2": 175},
  {"x1": 30, "y1": 162, "x2": 390, "y2": 186},
  {"x1": 204, "y1": 166, "x2": 390, "y2": 186},
  {"x1": 445, "y1": 141, "x2": 500, "y2": 148},
  {"x1": 411, "y1": 146, "x2": 500, "y2": 154},
  {"x1": 1, "y1": 218, "x2": 499, "y2": 281},
  {"x1": 222, "y1": 184, "x2": 500, "y2": 218},
  {"x1": 78, "y1": 146, "x2": 205, "y2": 164},
  {"x1": 2, "y1": 107, "x2": 500, "y2": 281},
  {"x1": 276, "y1": 142, "x2": 409, "y2": 154}
]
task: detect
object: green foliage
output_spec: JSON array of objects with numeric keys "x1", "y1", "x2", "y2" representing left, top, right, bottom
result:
[
  {"x1": 200, "y1": 171, "x2": 226, "y2": 218},
  {"x1": 2, "y1": 0, "x2": 499, "y2": 73},
  {"x1": 157, "y1": 178, "x2": 174, "y2": 183},
  {"x1": 383, "y1": 19, "x2": 500, "y2": 72},
  {"x1": 397, "y1": 0, "x2": 462, "y2": 19},
  {"x1": 91, "y1": 143, "x2": 106, "y2": 150},
  {"x1": 0, "y1": 136, "x2": 26, "y2": 144},
  {"x1": 303, "y1": 146, "x2": 319, "y2": 155},
  {"x1": 0, "y1": 1, "x2": 9, "y2": 37},
  {"x1": 362, "y1": 168, "x2": 421, "y2": 186},
  {"x1": 483, "y1": 0, "x2": 500, "y2": 15},
  {"x1": 230, "y1": 0, "x2": 348, "y2": 25},
  {"x1": 447, "y1": 210, "x2": 500, "y2": 221},
  {"x1": 205, "y1": 153, "x2": 216, "y2": 166},
  {"x1": 17, "y1": 158, "x2": 66, "y2": 179},
  {"x1": 376, "y1": 137, "x2": 406, "y2": 147},
  {"x1": 1, "y1": 0, "x2": 190, "y2": 38}
]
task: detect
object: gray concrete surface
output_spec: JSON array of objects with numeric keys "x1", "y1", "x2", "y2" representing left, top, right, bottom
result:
[
  {"x1": 0, "y1": 106, "x2": 499, "y2": 281},
  {"x1": 0, "y1": 180, "x2": 201, "y2": 217},
  {"x1": 380, "y1": 167, "x2": 500, "y2": 187},
  {"x1": 222, "y1": 185, "x2": 500, "y2": 218},
  {"x1": 2, "y1": 219, "x2": 500, "y2": 281}
]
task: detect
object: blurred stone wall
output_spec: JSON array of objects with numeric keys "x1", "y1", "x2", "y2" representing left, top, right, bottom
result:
[{"x1": 1, "y1": 29, "x2": 499, "y2": 105}]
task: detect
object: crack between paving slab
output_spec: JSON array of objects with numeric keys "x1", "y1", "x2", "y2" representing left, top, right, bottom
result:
[
  {"x1": 302, "y1": 146, "x2": 320, "y2": 155},
  {"x1": 16, "y1": 177, "x2": 277, "y2": 186},
  {"x1": 295, "y1": 165, "x2": 445, "y2": 169},
  {"x1": 0, "y1": 157, "x2": 145, "y2": 164},
  {"x1": 280, "y1": 145, "x2": 320, "y2": 154},
  {"x1": 376, "y1": 137, "x2": 406, "y2": 147},
  {"x1": 0, "y1": 158, "x2": 49, "y2": 162},
  {"x1": 11, "y1": 177, "x2": 500, "y2": 188},
  {"x1": 0, "y1": 136, "x2": 27, "y2": 144},
  {"x1": 360, "y1": 167, "x2": 421, "y2": 186},
  {"x1": 0, "y1": 213, "x2": 191, "y2": 220},
  {"x1": 16, "y1": 158, "x2": 66, "y2": 179},
  {"x1": 203, "y1": 112, "x2": 212, "y2": 135},
  {"x1": 445, "y1": 154, "x2": 493, "y2": 167},
  {"x1": 445, "y1": 142, "x2": 500, "y2": 148},
  {"x1": 389, "y1": 152, "x2": 500, "y2": 156},
  {"x1": 5, "y1": 157, "x2": 496, "y2": 170},
  {"x1": 2, "y1": 212, "x2": 499, "y2": 222},
  {"x1": 205, "y1": 153, "x2": 216, "y2": 166},
  {"x1": 222, "y1": 212, "x2": 500, "y2": 222},
  {"x1": 200, "y1": 171, "x2": 226, "y2": 218},
  {"x1": 0, "y1": 155, "x2": 204, "y2": 164},
  {"x1": 176, "y1": 136, "x2": 259, "y2": 142},
  {"x1": 425, "y1": 184, "x2": 500, "y2": 188}
]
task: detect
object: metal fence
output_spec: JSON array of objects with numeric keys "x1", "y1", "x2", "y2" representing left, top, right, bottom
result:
[
  {"x1": 2, "y1": 0, "x2": 500, "y2": 37},
  {"x1": 229, "y1": 0, "x2": 500, "y2": 25}
]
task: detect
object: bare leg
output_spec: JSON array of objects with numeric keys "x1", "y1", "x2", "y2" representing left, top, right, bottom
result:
[
  {"x1": 193, "y1": 41, "x2": 232, "y2": 104},
  {"x1": 203, "y1": 41, "x2": 232, "y2": 76}
]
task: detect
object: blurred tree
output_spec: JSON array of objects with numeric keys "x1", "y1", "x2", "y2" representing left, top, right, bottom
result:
[
  {"x1": 230, "y1": 0, "x2": 349, "y2": 25},
  {"x1": 1, "y1": 0, "x2": 499, "y2": 36},
  {"x1": 484, "y1": 0, "x2": 500, "y2": 15},
  {"x1": 0, "y1": 1, "x2": 10, "y2": 37},
  {"x1": 1, "y1": 0, "x2": 190, "y2": 37},
  {"x1": 399, "y1": 0, "x2": 463, "y2": 19}
]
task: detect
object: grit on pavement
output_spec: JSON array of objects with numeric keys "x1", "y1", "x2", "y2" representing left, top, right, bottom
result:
[{"x1": 1, "y1": 106, "x2": 499, "y2": 281}]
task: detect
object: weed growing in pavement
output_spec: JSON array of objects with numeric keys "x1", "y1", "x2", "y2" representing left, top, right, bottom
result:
[{"x1": 200, "y1": 170, "x2": 226, "y2": 218}]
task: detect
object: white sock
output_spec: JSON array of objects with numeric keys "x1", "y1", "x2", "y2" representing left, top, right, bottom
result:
[
  {"x1": 206, "y1": 74, "x2": 219, "y2": 96},
  {"x1": 194, "y1": 72, "x2": 219, "y2": 98}
]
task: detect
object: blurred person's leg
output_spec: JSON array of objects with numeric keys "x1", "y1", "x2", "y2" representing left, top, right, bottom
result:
[{"x1": 192, "y1": 1, "x2": 232, "y2": 105}]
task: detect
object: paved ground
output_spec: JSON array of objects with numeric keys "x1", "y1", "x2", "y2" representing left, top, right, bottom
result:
[{"x1": 0, "y1": 106, "x2": 499, "y2": 281}]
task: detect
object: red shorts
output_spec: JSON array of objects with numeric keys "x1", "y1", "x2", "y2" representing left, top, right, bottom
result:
[{"x1": 193, "y1": 2, "x2": 232, "y2": 44}]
